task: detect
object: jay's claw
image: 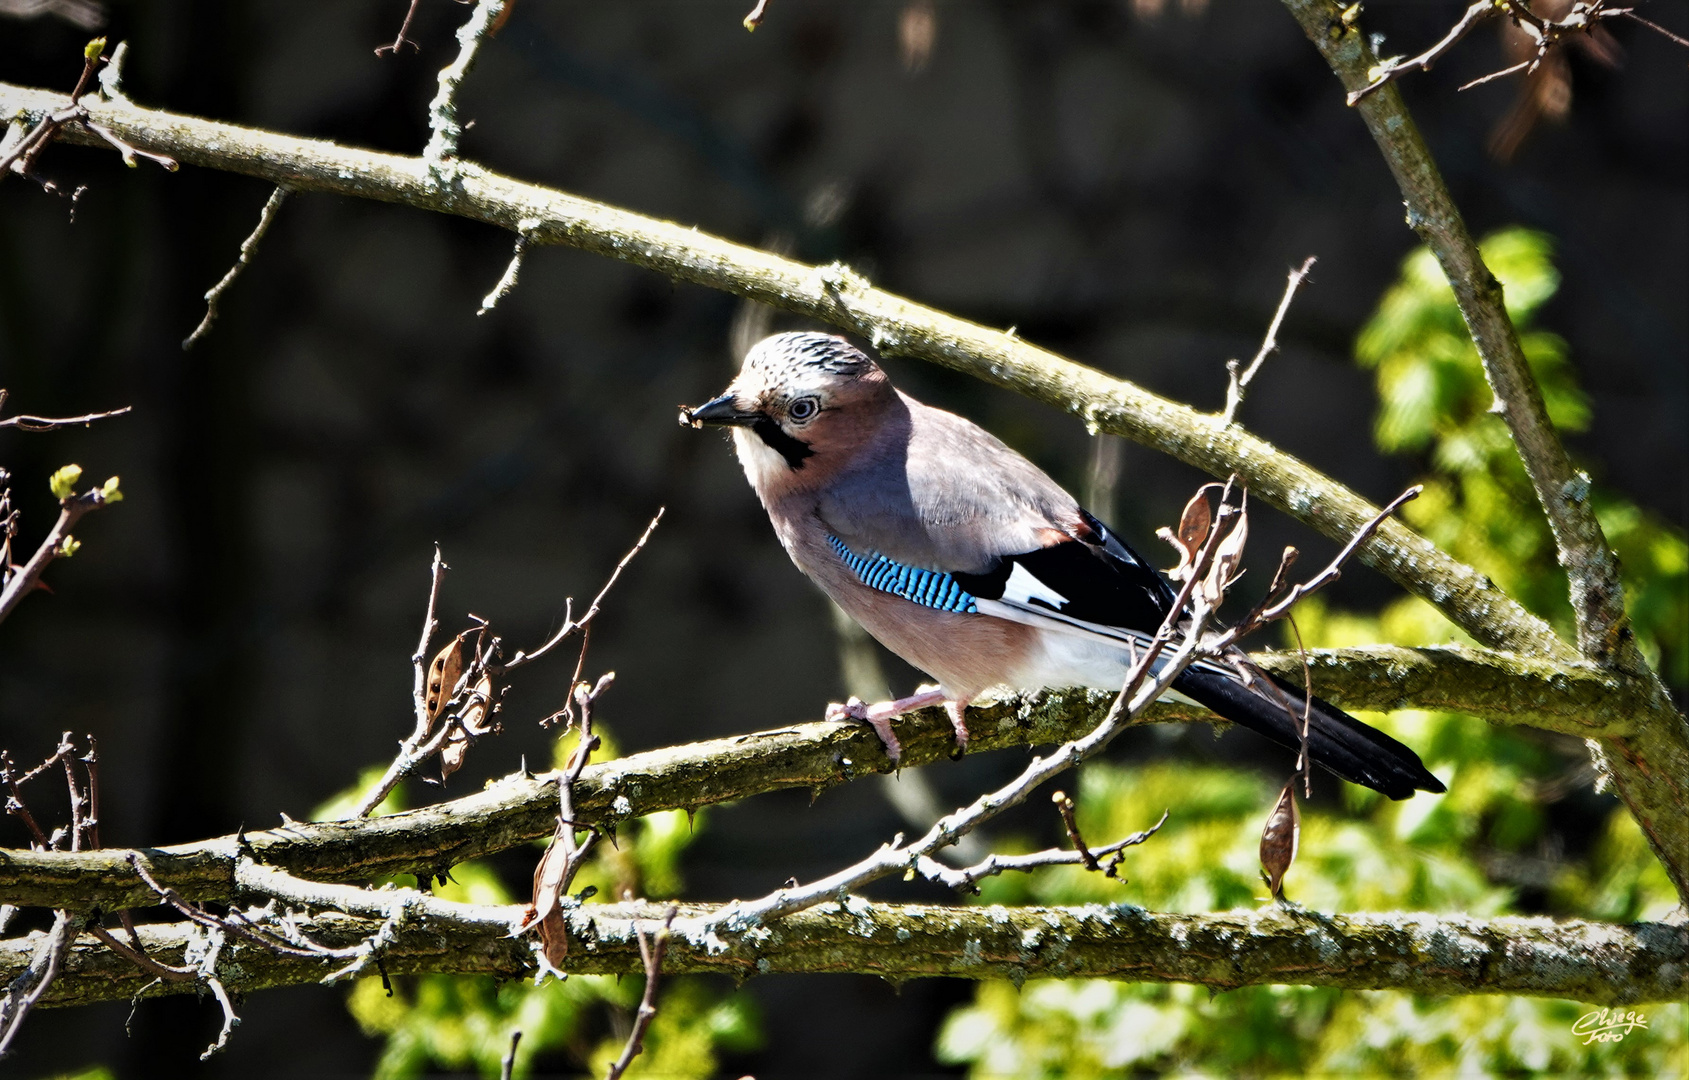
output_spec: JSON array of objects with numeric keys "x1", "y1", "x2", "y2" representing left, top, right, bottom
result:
[
  {"x1": 826, "y1": 696, "x2": 902, "y2": 763},
  {"x1": 945, "y1": 698, "x2": 971, "y2": 759},
  {"x1": 824, "y1": 696, "x2": 869, "y2": 723}
]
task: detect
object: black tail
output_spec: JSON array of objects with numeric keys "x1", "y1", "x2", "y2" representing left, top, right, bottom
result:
[{"x1": 1172, "y1": 665, "x2": 1445, "y2": 800}]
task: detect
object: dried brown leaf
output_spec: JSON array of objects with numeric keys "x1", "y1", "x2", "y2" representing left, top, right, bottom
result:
[
  {"x1": 1161, "y1": 488, "x2": 1214, "y2": 581},
  {"x1": 526, "y1": 823, "x2": 574, "y2": 960},
  {"x1": 439, "y1": 729, "x2": 469, "y2": 780},
  {"x1": 425, "y1": 633, "x2": 469, "y2": 725},
  {"x1": 1202, "y1": 505, "x2": 1249, "y2": 606},
  {"x1": 461, "y1": 674, "x2": 496, "y2": 735},
  {"x1": 1260, "y1": 779, "x2": 1301, "y2": 898}
]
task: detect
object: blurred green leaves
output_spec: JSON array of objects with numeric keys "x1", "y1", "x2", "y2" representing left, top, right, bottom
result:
[
  {"x1": 937, "y1": 229, "x2": 1687, "y2": 1078},
  {"x1": 1358, "y1": 228, "x2": 1685, "y2": 685}
]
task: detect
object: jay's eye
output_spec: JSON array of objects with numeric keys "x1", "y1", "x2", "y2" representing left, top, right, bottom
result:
[{"x1": 788, "y1": 397, "x2": 820, "y2": 422}]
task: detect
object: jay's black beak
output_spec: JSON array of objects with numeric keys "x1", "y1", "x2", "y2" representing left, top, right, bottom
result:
[{"x1": 679, "y1": 393, "x2": 759, "y2": 429}]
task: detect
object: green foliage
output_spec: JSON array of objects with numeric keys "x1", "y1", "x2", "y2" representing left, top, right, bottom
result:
[
  {"x1": 338, "y1": 728, "x2": 759, "y2": 1079},
  {"x1": 1357, "y1": 228, "x2": 1686, "y2": 685},
  {"x1": 937, "y1": 229, "x2": 1687, "y2": 1078}
]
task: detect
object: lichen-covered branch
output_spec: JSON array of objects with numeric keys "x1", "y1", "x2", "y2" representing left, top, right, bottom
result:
[
  {"x1": 0, "y1": 644, "x2": 1659, "y2": 912},
  {"x1": 1276, "y1": 0, "x2": 1689, "y2": 913},
  {"x1": 0, "y1": 78, "x2": 1560, "y2": 661},
  {"x1": 6, "y1": 899, "x2": 1682, "y2": 1009}
]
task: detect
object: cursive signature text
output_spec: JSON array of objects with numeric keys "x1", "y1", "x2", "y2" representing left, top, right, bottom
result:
[{"x1": 1571, "y1": 1008, "x2": 1648, "y2": 1045}]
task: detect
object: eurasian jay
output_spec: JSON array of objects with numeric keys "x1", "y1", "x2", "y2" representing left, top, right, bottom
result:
[{"x1": 682, "y1": 331, "x2": 1444, "y2": 800}]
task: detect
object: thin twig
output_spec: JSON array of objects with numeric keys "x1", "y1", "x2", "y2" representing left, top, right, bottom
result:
[
  {"x1": 917, "y1": 811, "x2": 1169, "y2": 892},
  {"x1": 423, "y1": 0, "x2": 509, "y2": 176},
  {"x1": 351, "y1": 546, "x2": 447, "y2": 818},
  {"x1": 0, "y1": 38, "x2": 101, "y2": 179},
  {"x1": 501, "y1": 1030, "x2": 522, "y2": 1080},
  {"x1": 1222, "y1": 256, "x2": 1315, "y2": 425},
  {"x1": 1051, "y1": 791, "x2": 1100, "y2": 872},
  {"x1": 0, "y1": 909, "x2": 79, "y2": 1057},
  {"x1": 504, "y1": 509, "x2": 664, "y2": 670},
  {"x1": 375, "y1": 0, "x2": 426, "y2": 55},
  {"x1": 1458, "y1": 59, "x2": 1534, "y2": 91},
  {"x1": 0, "y1": 400, "x2": 132, "y2": 432},
  {"x1": 0, "y1": 484, "x2": 121, "y2": 628},
  {"x1": 183, "y1": 185, "x2": 292, "y2": 350},
  {"x1": 477, "y1": 217, "x2": 539, "y2": 316},
  {"x1": 604, "y1": 906, "x2": 676, "y2": 1080},
  {"x1": 1622, "y1": 9, "x2": 1689, "y2": 49},
  {"x1": 519, "y1": 672, "x2": 613, "y2": 948},
  {"x1": 743, "y1": 0, "x2": 772, "y2": 31},
  {"x1": 1346, "y1": 1, "x2": 1498, "y2": 105},
  {"x1": 1254, "y1": 486, "x2": 1421, "y2": 624},
  {"x1": 198, "y1": 975, "x2": 239, "y2": 1060},
  {"x1": 87, "y1": 925, "x2": 194, "y2": 981},
  {"x1": 1, "y1": 736, "x2": 76, "y2": 849}
]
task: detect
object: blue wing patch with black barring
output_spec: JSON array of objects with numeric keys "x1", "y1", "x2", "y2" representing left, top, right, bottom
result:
[{"x1": 828, "y1": 535, "x2": 979, "y2": 614}]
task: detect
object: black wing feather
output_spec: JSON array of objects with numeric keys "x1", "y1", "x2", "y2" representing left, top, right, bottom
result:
[
  {"x1": 958, "y1": 509, "x2": 1443, "y2": 799},
  {"x1": 952, "y1": 514, "x2": 1174, "y2": 633}
]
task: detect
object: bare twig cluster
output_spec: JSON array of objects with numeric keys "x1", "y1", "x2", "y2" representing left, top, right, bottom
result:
[
  {"x1": 0, "y1": 37, "x2": 173, "y2": 194},
  {"x1": 1348, "y1": 0, "x2": 1686, "y2": 106},
  {"x1": 1, "y1": 736, "x2": 96, "y2": 1057},
  {"x1": 0, "y1": 393, "x2": 131, "y2": 628},
  {"x1": 351, "y1": 509, "x2": 661, "y2": 818}
]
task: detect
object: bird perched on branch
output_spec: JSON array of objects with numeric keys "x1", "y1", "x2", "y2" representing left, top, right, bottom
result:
[{"x1": 681, "y1": 331, "x2": 1443, "y2": 799}]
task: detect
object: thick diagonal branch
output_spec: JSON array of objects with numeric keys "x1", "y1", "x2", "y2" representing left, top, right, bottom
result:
[
  {"x1": 1277, "y1": 0, "x2": 1689, "y2": 915},
  {"x1": 1279, "y1": 0, "x2": 1630, "y2": 670},
  {"x1": 0, "y1": 79, "x2": 1560, "y2": 662}
]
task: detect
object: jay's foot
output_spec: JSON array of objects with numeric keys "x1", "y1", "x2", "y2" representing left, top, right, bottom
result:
[
  {"x1": 945, "y1": 697, "x2": 972, "y2": 758},
  {"x1": 825, "y1": 688, "x2": 948, "y2": 764}
]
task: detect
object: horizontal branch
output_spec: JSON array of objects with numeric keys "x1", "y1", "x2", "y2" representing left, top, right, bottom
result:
[
  {"x1": 0, "y1": 646, "x2": 1652, "y2": 911},
  {"x1": 8, "y1": 896, "x2": 1682, "y2": 1008},
  {"x1": 0, "y1": 79, "x2": 1562, "y2": 661}
]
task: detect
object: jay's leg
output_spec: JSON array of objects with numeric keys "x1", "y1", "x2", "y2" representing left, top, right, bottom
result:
[
  {"x1": 825, "y1": 688, "x2": 947, "y2": 763},
  {"x1": 945, "y1": 697, "x2": 972, "y2": 756}
]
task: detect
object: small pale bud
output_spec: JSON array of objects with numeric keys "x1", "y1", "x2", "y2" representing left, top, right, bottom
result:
[{"x1": 100, "y1": 476, "x2": 123, "y2": 503}]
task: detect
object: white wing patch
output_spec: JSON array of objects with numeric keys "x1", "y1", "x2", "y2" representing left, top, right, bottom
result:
[
  {"x1": 1001, "y1": 562, "x2": 1069, "y2": 610},
  {"x1": 974, "y1": 596, "x2": 1234, "y2": 688}
]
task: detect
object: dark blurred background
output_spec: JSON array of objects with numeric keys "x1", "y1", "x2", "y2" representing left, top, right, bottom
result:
[{"x1": 1, "y1": 0, "x2": 1683, "y2": 1076}]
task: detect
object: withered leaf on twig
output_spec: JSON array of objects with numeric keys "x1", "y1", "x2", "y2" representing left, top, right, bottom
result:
[
  {"x1": 1200, "y1": 503, "x2": 1249, "y2": 607},
  {"x1": 1260, "y1": 779, "x2": 1301, "y2": 899},
  {"x1": 440, "y1": 674, "x2": 498, "y2": 781},
  {"x1": 528, "y1": 828, "x2": 573, "y2": 962},
  {"x1": 1158, "y1": 486, "x2": 1214, "y2": 582},
  {"x1": 424, "y1": 632, "x2": 470, "y2": 726}
]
